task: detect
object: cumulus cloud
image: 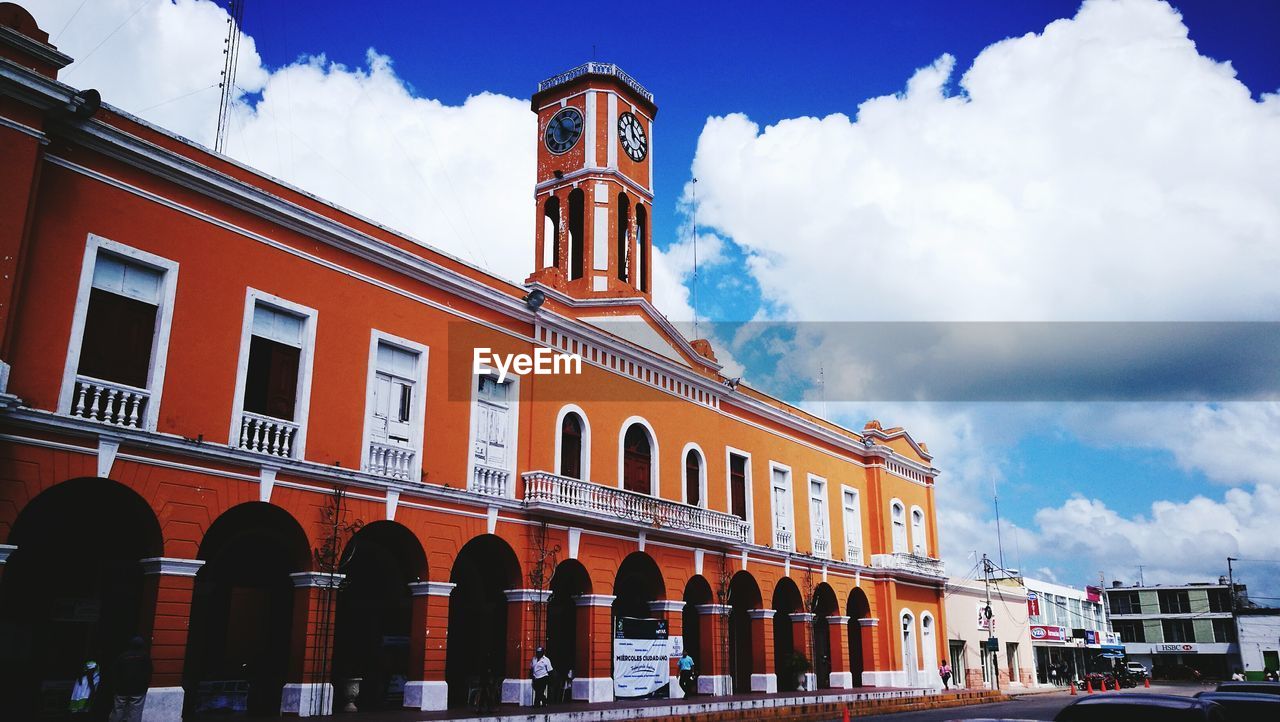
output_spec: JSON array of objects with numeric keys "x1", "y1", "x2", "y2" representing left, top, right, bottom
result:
[
  {"x1": 25, "y1": 0, "x2": 694, "y2": 319},
  {"x1": 689, "y1": 0, "x2": 1280, "y2": 324}
]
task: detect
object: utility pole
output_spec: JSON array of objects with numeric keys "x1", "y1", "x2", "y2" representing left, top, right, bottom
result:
[
  {"x1": 1227, "y1": 557, "x2": 1238, "y2": 611},
  {"x1": 982, "y1": 554, "x2": 999, "y2": 691}
]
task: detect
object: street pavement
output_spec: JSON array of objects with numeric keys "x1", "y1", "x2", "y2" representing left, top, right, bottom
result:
[{"x1": 821, "y1": 682, "x2": 1209, "y2": 721}]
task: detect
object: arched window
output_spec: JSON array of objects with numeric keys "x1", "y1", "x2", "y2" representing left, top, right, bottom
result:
[
  {"x1": 543, "y1": 195, "x2": 561, "y2": 269},
  {"x1": 568, "y1": 188, "x2": 584, "y2": 280},
  {"x1": 617, "y1": 193, "x2": 631, "y2": 282},
  {"x1": 635, "y1": 204, "x2": 648, "y2": 292},
  {"x1": 684, "y1": 448, "x2": 703, "y2": 507},
  {"x1": 622, "y1": 424, "x2": 653, "y2": 495},
  {"x1": 560, "y1": 412, "x2": 584, "y2": 480},
  {"x1": 891, "y1": 501, "x2": 907, "y2": 553},
  {"x1": 911, "y1": 507, "x2": 926, "y2": 556}
]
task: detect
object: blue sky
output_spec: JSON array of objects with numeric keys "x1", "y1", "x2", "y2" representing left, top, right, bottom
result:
[{"x1": 27, "y1": 0, "x2": 1280, "y2": 598}]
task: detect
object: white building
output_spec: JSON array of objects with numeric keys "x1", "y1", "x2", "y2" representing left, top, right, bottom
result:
[
  {"x1": 1235, "y1": 609, "x2": 1280, "y2": 680},
  {"x1": 1023, "y1": 578, "x2": 1117, "y2": 683},
  {"x1": 944, "y1": 576, "x2": 1037, "y2": 689}
]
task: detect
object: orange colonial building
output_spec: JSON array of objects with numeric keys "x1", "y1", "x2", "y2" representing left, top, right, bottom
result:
[{"x1": 0, "y1": 4, "x2": 947, "y2": 719}]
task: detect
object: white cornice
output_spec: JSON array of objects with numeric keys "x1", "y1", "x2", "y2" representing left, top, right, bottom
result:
[
  {"x1": 534, "y1": 166, "x2": 653, "y2": 198},
  {"x1": 0, "y1": 29, "x2": 73, "y2": 71}
]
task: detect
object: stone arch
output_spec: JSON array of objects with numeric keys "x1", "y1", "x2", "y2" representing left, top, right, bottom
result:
[
  {"x1": 185, "y1": 501, "x2": 312, "y2": 715},
  {"x1": 612, "y1": 551, "x2": 665, "y2": 620},
  {"x1": 812, "y1": 582, "x2": 839, "y2": 688},
  {"x1": 546, "y1": 559, "x2": 592, "y2": 681},
  {"x1": 445, "y1": 534, "x2": 521, "y2": 707},
  {"x1": 726, "y1": 571, "x2": 761, "y2": 693},
  {"x1": 1, "y1": 478, "x2": 164, "y2": 718},
  {"x1": 846, "y1": 587, "x2": 872, "y2": 685}
]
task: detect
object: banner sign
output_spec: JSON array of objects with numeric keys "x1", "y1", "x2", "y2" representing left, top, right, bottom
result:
[
  {"x1": 1027, "y1": 591, "x2": 1041, "y2": 618},
  {"x1": 1086, "y1": 586, "x2": 1102, "y2": 603},
  {"x1": 668, "y1": 635, "x2": 684, "y2": 659},
  {"x1": 613, "y1": 617, "x2": 670, "y2": 699},
  {"x1": 1085, "y1": 630, "x2": 1098, "y2": 645},
  {"x1": 977, "y1": 602, "x2": 994, "y2": 631},
  {"x1": 1030, "y1": 625, "x2": 1067, "y2": 642}
]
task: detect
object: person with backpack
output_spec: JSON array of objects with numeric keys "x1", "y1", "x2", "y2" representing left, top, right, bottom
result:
[
  {"x1": 69, "y1": 660, "x2": 100, "y2": 717},
  {"x1": 108, "y1": 636, "x2": 152, "y2": 722}
]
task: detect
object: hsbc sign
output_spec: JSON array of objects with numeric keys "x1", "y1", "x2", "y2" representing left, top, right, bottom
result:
[{"x1": 1156, "y1": 643, "x2": 1198, "y2": 653}]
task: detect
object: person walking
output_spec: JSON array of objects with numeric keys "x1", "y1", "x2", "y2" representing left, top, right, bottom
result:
[
  {"x1": 678, "y1": 651, "x2": 696, "y2": 697},
  {"x1": 109, "y1": 636, "x2": 152, "y2": 722},
  {"x1": 530, "y1": 647, "x2": 553, "y2": 707},
  {"x1": 938, "y1": 660, "x2": 952, "y2": 690},
  {"x1": 69, "y1": 660, "x2": 101, "y2": 717}
]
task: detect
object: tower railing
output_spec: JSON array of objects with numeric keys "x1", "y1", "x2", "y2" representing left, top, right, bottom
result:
[{"x1": 536, "y1": 62, "x2": 654, "y2": 104}]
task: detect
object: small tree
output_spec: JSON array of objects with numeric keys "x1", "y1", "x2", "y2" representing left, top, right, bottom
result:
[
  {"x1": 526, "y1": 520, "x2": 561, "y2": 650},
  {"x1": 310, "y1": 485, "x2": 363, "y2": 714}
]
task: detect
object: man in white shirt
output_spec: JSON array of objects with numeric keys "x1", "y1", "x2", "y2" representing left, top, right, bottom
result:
[{"x1": 530, "y1": 647, "x2": 553, "y2": 707}]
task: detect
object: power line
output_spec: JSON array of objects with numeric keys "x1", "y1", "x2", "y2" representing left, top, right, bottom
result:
[
  {"x1": 214, "y1": 0, "x2": 245, "y2": 154},
  {"x1": 62, "y1": 0, "x2": 156, "y2": 78}
]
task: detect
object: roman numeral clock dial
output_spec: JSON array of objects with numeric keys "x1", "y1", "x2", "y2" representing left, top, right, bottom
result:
[
  {"x1": 545, "y1": 107, "x2": 584, "y2": 154},
  {"x1": 618, "y1": 111, "x2": 648, "y2": 162}
]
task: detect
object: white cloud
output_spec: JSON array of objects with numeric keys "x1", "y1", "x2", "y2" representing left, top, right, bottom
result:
[{"x1": 689, "y1": 0, "x2": 1280, "y2": 323}]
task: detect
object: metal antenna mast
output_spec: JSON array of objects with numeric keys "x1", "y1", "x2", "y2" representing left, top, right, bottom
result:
[
  {"x1": 993, "y1": 477, "x2": 1006, "y2": 570},
  {"x1": 215, "y1": 0, "x2": 245, "y2": 154}
]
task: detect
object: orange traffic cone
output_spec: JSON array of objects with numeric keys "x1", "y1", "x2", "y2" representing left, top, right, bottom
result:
[
  {"x1": 1069, "y1": 682, "x2": 1077, "y2": 696},
  {"x1": 1144, "y1": 677, "x2": 1150, "y2": 689},
  {"x1": 842, "y1": 707, "x2": 850, "y2": 722},
  {"x1": 1102, "y1": 678, "x2": 1109, "y2": 692},
  {"x1": 1086, "y1": 679, "x2": 1094, "y2": 694}
]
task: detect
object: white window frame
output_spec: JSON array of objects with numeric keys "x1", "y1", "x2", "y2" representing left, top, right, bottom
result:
[
  {"x1": 617, "y1": 415, "x2": 659, "y2": 497},
  {"x1": 910, "y1": 504, "x2": 927, "y2": 556},
  {"x1": 680, "y1": 442, "x2": 708, "y2": 508},
  {"x1": 841, "y1": 485, "x2": 863, "y2": 564},
  {"x1": 58, "y1": 234, "x2": 180, "y2": 432},
  {"x1": 553, "y1": 403, "x2": 591, "y2": 481},
  {"x1": 228, "y1": 288, "x2": 318, "y2": 458},
  {"x1": 725, "y1": 446, "x2": 754, "y2": 532},
  {"x1": 807, "y1": 474, "x2": 829, "y2": 555},
  {"x1": 359, "y1": 330, "x2": 429, "y2": 482},
  {"x1": 466, "y1": 364, "x2": 521, "y2": 498},
  {"x1": 890, "y1": 498, "x2": 907, "y2": 554},
  {"x1": 768, "y1": 461, "x2": 794, "y2": 550}
]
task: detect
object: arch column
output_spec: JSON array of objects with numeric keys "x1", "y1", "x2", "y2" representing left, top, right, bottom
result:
[
  {"x1": 574, "y1": 594, "x2": 615, "y2": 702},
  {"x1": 137, "y1": 557, "x2": 203, "y2": 721},
  {"x1": 649, "y1": 600, "x2": 685, "y2": 698},
  {"x1": 282, "y1": 572, "x2": 345, "y2": 717},
  {"x1": 826, "y1": 616, "x2": 853, "y2": 688},
  {"x1": 502, "y1": 589, "x2": 550, "y2": 705},
  {"x1": 695, "y1": 604, "x2": 731, "y2": 695},
  {"x1": 859, "y1": 618, "x2": 888, "y2": 687},
  {"x1": 790, "y1": 612, "x2": 817, "y2": 691},
  {"x1": 748, "y1": 608, "x2": 777, "y2": 693},
  {"x1": 404, "y1": 581, "x2": 454, "y2": 711}
]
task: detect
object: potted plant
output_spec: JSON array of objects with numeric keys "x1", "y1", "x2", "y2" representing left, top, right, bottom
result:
[{"x1": 780, "y1": 652, "x2": 813, "y2": 691}]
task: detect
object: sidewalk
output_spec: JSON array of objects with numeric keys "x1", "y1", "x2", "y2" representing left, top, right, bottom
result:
[{"x1": 191, "y1": 686, "x2": 1005, "y2": 722}]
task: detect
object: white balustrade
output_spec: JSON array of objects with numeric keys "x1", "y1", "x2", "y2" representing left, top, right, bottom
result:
[
  {"x1": 870, "y1": 552, "x2": 946, "y2": 578},
  {"x1": 773, "y1": 527, "x2": 794, "y2": 552},
  {"x1": 237, "y1": 411, "x2": 299, "y2": 459},
  {"x1": 368, "y1": 441, "x2": 416, "y2": 481},
  {"x1": 813, "y1": 536, "x2": 830, "y2": 558},
  {"x1": 471, "y1": 464, "x2": 510, "y2": 496},
  {"x1": 70, "y1": 375, "x2": 149, "y2": 429},
  {"x1": 522, "y1": 471, "x2": 750, "y2": 543},
  {"x1": 845, "y1": 542, "x2": 863, "y2": 565}
]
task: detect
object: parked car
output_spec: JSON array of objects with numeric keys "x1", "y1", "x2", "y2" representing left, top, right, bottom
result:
[
  {"x1": 1126, "y1": 661, "x2": 1149, "y2": 678},
  {"x1": 1194, "y1": 691, "x2": 1280, "y2": 720},
  {"x1": 1054, "y1": 693, "x2": 1225, "y2": 721},
  {"x1": 1215, "y1": 680, "x2": 1280, "y2": 695}
]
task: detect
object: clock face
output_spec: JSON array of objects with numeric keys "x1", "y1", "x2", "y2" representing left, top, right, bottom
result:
[
  {"x1": 618, "y1": 111, "x2": 648, "y2": 162},
  {"x1": 545, "y1": 107, "x2": 584, "y2": 154}
]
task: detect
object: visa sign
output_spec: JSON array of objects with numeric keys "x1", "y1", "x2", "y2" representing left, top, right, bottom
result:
[{"x1": 1030, "y1": 625, "x2": 1067, "y2": 642}]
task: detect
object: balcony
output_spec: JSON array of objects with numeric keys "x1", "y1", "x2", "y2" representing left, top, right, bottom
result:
[
  {"x1": 812, "y1": 536, "x2": 830, "y2": 558},
  {"x1": 70, "y1": 375, "x2": 149, "y2": 429},
  {"x1": 870, "y1": 552, "x2": 946, "y2": 578},
  {"x1": 236, "y1": 411, "x2": 299, "y2": 459},
  {"x1": 773, "y1": 527, "x2": 794, "y2": 552},
  {"x1": 367, "y1": 441, "x2": 416, "y2": 481},
  {"x1": 845, "y1": 541, "x2": 863, "y2": 565},
  {"x1": 523, "y1": 471, "x2": 750, "y2": 543},
  {"x1": 471, "y1": 464, "x2": 510, "y2": 496}
]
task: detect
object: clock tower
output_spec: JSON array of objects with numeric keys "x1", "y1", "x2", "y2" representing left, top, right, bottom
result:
[{"x1": 526, "y1": 63, "x2": 657, "y2": 302}]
